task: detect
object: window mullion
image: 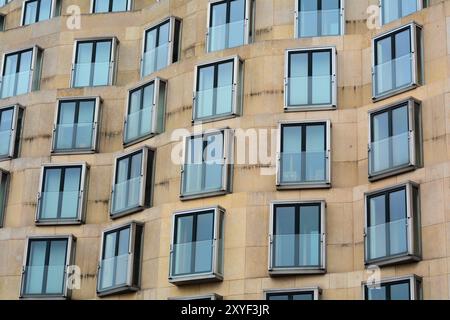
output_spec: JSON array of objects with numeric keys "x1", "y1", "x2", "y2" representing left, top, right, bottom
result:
[
  {"x1": 191, "y1": 213, "x2": 198, "y2": 274},
  {"x1": 41, "y1": 240, "x2": 51, "y2": 295}
]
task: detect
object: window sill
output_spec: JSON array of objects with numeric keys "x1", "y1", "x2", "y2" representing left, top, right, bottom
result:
[
  {"x1": 372, "y1": 83, "x2": 419, "y2": 102},
  {"x1": 51, "y1": 149, "x2": 96, "y2": 156},
  {"x1": 284, "y1": 104, "x2": 336, "y2": 112},
  {"x1": 365, "y1": 254, "x2": 421, "y2": 267},
  {"x1": 20, "y1": 294, "x2": 68, "y2": 300},
  {"x1": 269, "y1": 267, "x2": 326, "y2": 276},
  {"x1": 192, "y1": 113, "x2": 239, "y2": 125},
  {"x1": 35, "y1": 219, "x2": 83, "y2": 226},
  {"x1": 369, "y1": 164, "x2": 419, "y2": 182},
  {"x1": 110, "y1": 206, "x2": 145, "y2": 220},
  {"x1": 123, "y1": 133, "x2": 159, "y2": 148},
  {"x1": 97, "y1": 285, "x2": 139, "y2": 298},
  {"x1": 180, "y1": 190, "x2": 229, "y2": 201},
  {"x1": 0, "y1": 155, "x2": 12, "y2": 162},
  {"x1": 277, "y1": 182, "x2": 331, "y2": 190},
  {"x1": 169, "y1": 273, "x2": 223, "y2": 286}
]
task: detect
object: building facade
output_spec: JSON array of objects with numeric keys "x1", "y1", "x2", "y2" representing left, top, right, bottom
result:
[{"x1": 0, "y1": 0, "x2": 449, "y2": 300}]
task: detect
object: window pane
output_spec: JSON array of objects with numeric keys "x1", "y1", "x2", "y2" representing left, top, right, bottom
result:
[
  {"x1": 93, "y1": 41, "x2": 111, "y2": 86},
  {"x1": 41, "y1": 169, "x2": 61, "y2": 219},
  {"x1": 293, "y1": 293, "x2": 314, "y2": 300},
  {"x1": 195, "y1": 212, "x2": 214, "y2": 273},
  {"x1": 0, "y1": 108, "x2": 13, "y2": 156},
  {"x1": 17, "y1": 50, "x2": 32, "y2": 95},
  {"x1": 392, "y1": 105, "x2": 410, "y2": 167},
  {"x1": 376, "y1": 36, "x2": 393, "y2": 95},
  {"x1": 75, "y1": 100, "x2": 95, "y2": 149},
  {"x1": 389, "y1": 189, "x2": 407, "y2": 255},
  {"x1": 196, "y1": 66, "x2": 215, "y2": 118},
  {"x1": 216, "y1": 62, "x2": 233, "y2": 115},
  {"x1": 101, "y1": 231, "x2": 116, "y2": 289},
  {"x1": 390, "y1": 282, "x2": 410, "y2": 300},
  {"x1": 38, "y1": 0, "x2": 52, "y2": 21},
  {"x1": 281, "y1": 125, "x2": 302, "y2": 183},
  {"x1": 45, "y1": 240, "x2": 67, "y2": 294},
  {"x1": 289, "y1": 52, "x2": 308, "y2": 105},
  {"x1": 74, "y1": 43, "x2": 93, "y2": 87},
  {"x1": 369, "y1": 195, "x2": 386, "y2": 260},
  {"x1": 367, "y1": 286, "x2": 387, "y2": 300},
  {"x1": 372, "y1": 111, "x2": 390, "y2": 172},
  {"x1": 299, "y1": 205, "x2": 320, "y2": 266},
  {"x1": 274, "y1": 206, "x2": 296, "y2": 267},
  {"x1": 312, "y1": 51, "x2": 331, "y2": 104},
  {"x1": 268, "y1": 294, "x2": 289, "y2": 300},
  {"x1": 204, "y1": 133, "x2": 224, "y2": 192},
  {"x1": 321, "y1": 0, "x2": 340, "y2": 36},
  {"x1": 228, "y1": 0, "x2": 245, "y2": 48},
  {"x1": 56, "y1": 102, "x2": 76, "y2": 150},
  {"x1": 60, "y1": 167, "x2": 81, "y2": 219},
  {"x1": 24, "y1": 1, "x2": 38, "y2": 25},
  {"x1": 112, "y1": 0, "x2": 128, "y2": 12},
  {"x1": 395, "y1": 30, "x2": 412, "y2": 88},
  {"x1": 174, "y1": 215, "x2": 194, "y2": 275},
  {"x1": 25, "y1": 240, "x2": 47, "y2": 294},
  {"x1": 95, "y1": 0, "x2": 109, "y2": 12},
  {"x1": 115, "y1": 227, "x2": 130, "y2": 286},
  {"x1": 299, "y1": 0, "x2": 318, "y2": 37},
  {"x1": 305, "y1": 125, "x2": 325, "y2": 181}
]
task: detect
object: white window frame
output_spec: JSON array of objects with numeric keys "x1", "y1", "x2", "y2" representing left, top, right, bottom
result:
[
  {"x1": 379, "y1": 0, "x2": 427, "y2": 26},
  {"x1": 0, "y1": 168, "x2": 10, "y2": 228},
  {"x1": 368, "y1": 97, "x2": 423, "y2": 181},
  {"x1": 362, "y1": 275, "x2": 422, "y2": 300},
  {"x1": 284, "y1": 47, "x2": 337, "y2": 111},
  {"x1": 180, "y1": 128, "x2": 234, "y2": 200},
  {"x1": 0, "y1": 45, "x2": 44, "y2": 98},
  {"x1": 90, "y1": 0, "x2": 133, "y2": 13},
  {"x1": 123, "y1": 77, "x2": 167, "y2": 146},
  {"x1": 51, "y1": 97, "x2": 102, "y2": 154},
  {"x1": 70, "y1": 37, "x2": 119, "y2": 88},
  {"x1": 264, "y1": 287, "x2": 322, "y2": 300},
  {"x1": 268, "y1": 200, "x2": 326, "y2": 275},
  {"x1": 372, "y1": 22, "x2": 423, "y2": 101},
  {"x1": 193, "y1": 55, "x2": 244, "y2": 123},
  {"x1": 364, "y1": 181, "x2": 422, "y2": 267},
  {"x1": 294, "y1": 0, "x2": 345, "y2": 38},
  {"x1": 276, "y1": 120, "x2": 332, "y2": 189},
  {"x1": 20, "y1": 0, "x2": 62, "y2": 26},
  {"x1": 19, "y1": 235, "x2": 76, "y2": 300},
  {"x1": 96, "y1": 221, "x2": 144, "y2": 297},
  {"x1": 205, "y1": 0, "x2": 255, "y2": 53},
  {"x1": 140, "y1": 16, "x2": 182, "y2": 78},
  {"x1": 169, "y1": 206, "x2": 225, "y2": 285},
  {"x1": 35, "y1": 162, "x2": 89, "y2": 225},
  {"x1": 109, "y1": 146, "x2": 155, "y2": 218},
  {"x1": 0, "y1": 104, "x2": 25, "y2": 161}
]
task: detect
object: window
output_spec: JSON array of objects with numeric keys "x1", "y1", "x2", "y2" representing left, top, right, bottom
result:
[
  {"x1": 181, "y1": 129, "x2": 234, "y2": 199},
  {"x1": 71, "y1": 38, "x2": 118, "y2": 88},
  {"x1": 277, "y1": 121, "x2": 331, "y2": 189},
  {"x1": 52, "y1": 97, "x2": 101, "y2": 153},
  {"x1": 36, "y1": 163, "x2": 88, "y2": 225},
  {"x1": 373, "y1": 23, "x2": 423, "y2": 100},
  {"x1": 97, "y1": 222, "x2": 143, "y2": 297},
  {"x1": 0, "y1": 169, "x2": 9, "y2": 228},
  {"x1": 207, "y1": 0, "x2": 254, "y2": 52},
  {"x1": 0, "y1": 46, "x2": 43, "y2": 98},
  {"x1": 91, "y1": 0, "x2": 132, "y2": 13},
  {"x1": 170, "y1": 294, "x2": 223, "y2": 300},
  {"x1": 169, "y1": 207, "x2": 225, "y2": 284},
  {"x1": 0, "y1": 0, "x2": 11, "y2": 7},
  {"x1": 381, "y1": 0, "x2": 427, "y2": 25},
  {"x1": 269, "y1": 201, "x2": 325, "y2": 274},
  {"x1": 20, "y1": 236, "x2": 75, "y2": 299},
  {"x1": 365, "y1": 182, "x2": 421, "y2": 266},
  {"x1": 0, "y1": 14, "x2": 5, "y2": 31},
  {"x1": 110, "y1": 147, "x2": 155, "y2": 218},
  {"x1": 22, "y1": 0, "x2": 61, "y2": 26},
  {"x1": 124, "y1": 78, "x2": 167, "y2": 145},
  {"x1": 193, "y1": 56, "x2": 243, "y2": 122},
  {"x1": 141, "y1": 17, "x2": 181, "y2": 78},
  {"x1": 295, "y1": 0, "x2": 344, "y2": 38},
  {"x1": 0, "y1": 105, "x2": 24, "y2": 161},
  {"x1": 265, "y1": 288, "x2": 321, "y2": 300},
  {"x1": 363, "y1": 275, "x2": 422, "y2": 300},
  {"x1": 285, "y1": 47, "x2": 337, "y2": 110},
  {"x1": 369, "y1": 98, "x2": 422, "y2": 180}
]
